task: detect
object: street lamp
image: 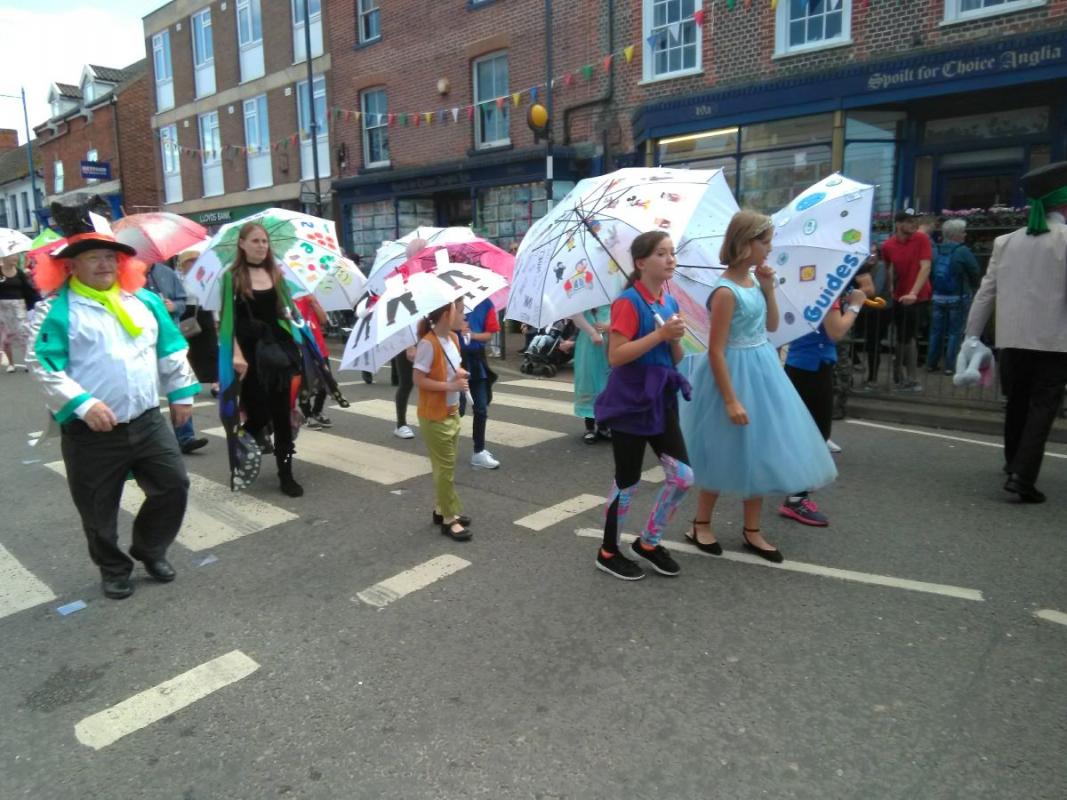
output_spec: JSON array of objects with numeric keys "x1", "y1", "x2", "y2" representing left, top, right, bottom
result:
[
  {"x1": 544, "y1": 0, "x2": 554, "y2": 212},
  {"x1": 0, "y1": 88, "x2": 41, "y2": 233}
]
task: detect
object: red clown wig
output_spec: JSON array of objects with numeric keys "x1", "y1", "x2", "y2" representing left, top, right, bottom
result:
[{"x1": 32, "y1": 241, "x2": 148, "y2": 295}]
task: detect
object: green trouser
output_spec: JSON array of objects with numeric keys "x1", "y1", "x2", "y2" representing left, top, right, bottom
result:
[{"x1": 419, "y1": 412, "x2": 463, "y2": 519}]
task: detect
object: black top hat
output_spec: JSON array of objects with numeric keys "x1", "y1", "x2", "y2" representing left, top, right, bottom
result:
[
  {"x1": 49, "y1": 195, "x2": 136, "y2": 259},
  {"x1": 1021, "y1": 161, "x2": 1067, "y2": 200}
]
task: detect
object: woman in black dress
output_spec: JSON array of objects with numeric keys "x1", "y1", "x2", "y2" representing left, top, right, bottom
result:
[{"x1": 226, "y1": 223, "x2": 305, "y2": 497}]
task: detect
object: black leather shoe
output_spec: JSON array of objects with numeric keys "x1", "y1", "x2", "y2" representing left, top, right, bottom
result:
[
  {"x1": 180, "y1": 437, "x2": 209, "y2": 454},
  {"x1": 131, "y1": 550, "x2": 176, "y2": 582},
  {"x1": 102, "y1": 576, "x2": 134, "y2": 599},
  {"x1": 433, "y1": 511, "x2": 471, "y2": 526},
  {"x1": 440, "y1": 521, "x2": 472, "y2": 541},
  {"x1": 1004, "y1": 476, "x2": 1046, "y2": 504}
]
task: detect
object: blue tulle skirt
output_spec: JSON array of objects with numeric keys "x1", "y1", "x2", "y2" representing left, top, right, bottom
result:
[{"x1": 679, "y1": 345, "x2": 838, "y2": 498}]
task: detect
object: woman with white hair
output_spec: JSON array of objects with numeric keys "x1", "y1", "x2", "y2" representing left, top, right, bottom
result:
[{"x1": 927, "y1": 217, "x2": 980, "y2": 374}]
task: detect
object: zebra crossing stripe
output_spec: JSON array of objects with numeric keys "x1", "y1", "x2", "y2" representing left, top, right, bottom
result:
[
  {"x1": 44, "y1": 462, "x2": 297, "y2": 551},
  {"x1": 499, "y1": 379, "x2": 575, "y2": 393},
  {"x1": 490, "y1": 391, "x2": 576, "y2": 416},
  {"x1": 0, "y1": 543, "x2": 57, "y2": 620},
  {"x1": 203, "y1": 427, "x2": 431, "y2": 485},
  {"x1": 356, "y1": 555, "x2": 471, "y2": 608},
  {"x1": 515, "y1": 494, "x2": 604, "y2": 531},
  {"x1": 333, "y1": 400, "x2": 567, "y2": 447}
]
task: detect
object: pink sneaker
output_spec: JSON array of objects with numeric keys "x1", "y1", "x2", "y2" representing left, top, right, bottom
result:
[{"x1": 778, "y1": 497, "x2": 829, "y2": 527}]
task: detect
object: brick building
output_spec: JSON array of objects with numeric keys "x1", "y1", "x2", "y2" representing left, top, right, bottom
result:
[
  {"x1": 0, "y1": 132, "x2": 43, "y2": 235},
  {"x1": 144, "y1": 0, "x2": 334, "y2": 231},
  {"x1": 327, "y1": 0, "x2": 1066, "y2": 259},
  {"x1": 32, "y1": 62, "x2": 153, "y2": 222}
]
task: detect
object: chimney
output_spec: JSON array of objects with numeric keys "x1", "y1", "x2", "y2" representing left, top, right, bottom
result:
[{"x1": 0, "y1": 129, "x2": 18, "y2": 153}]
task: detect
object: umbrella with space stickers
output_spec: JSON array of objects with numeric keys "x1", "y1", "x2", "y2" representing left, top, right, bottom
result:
[
  {"x1": 186, "y1": 208, "x2": 353, "y2": 311},
  {"x1": 368, "y1": 226, "x2": 480, "y2": 289},
  {"x1": 672, "y1": 173, "x2": 875, "y2": 348}
]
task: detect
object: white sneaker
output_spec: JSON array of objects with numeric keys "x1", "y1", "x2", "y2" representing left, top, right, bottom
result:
[
  {"x1": 470, "y1": 450, "x2": 500, "y2": 469},
  {"x1": 4, "y1": 365, "x2": 14, "y2": 373},
  {"x1": 13, "y1": 363, "x2": 27, "y2": 372},
  {"x1": 826, "y1": 439, "x2": 842, "y2": 454},
  {"x1": 394, "y1": 425, "x2": 415, "y2": 439}
]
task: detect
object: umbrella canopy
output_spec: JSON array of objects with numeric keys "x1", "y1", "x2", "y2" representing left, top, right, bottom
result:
[
  {"x1": 672, "y1": 173, "x2": 875, "y2": 348},
  {"x1": 0, "y1": 228, "x2": 32, "y2": 258},
  {"x1": 340, "y1": 256, "x2": 507, "y2": 372},
  {"x1": 368, "y1": 226, "x2": 479, "y2": 283},
  {"x1": 186, "y1": 208, "x2": 349, "y2": 311},
  {"x1": 505, "y1": 167, "x2": 737, "y2": 329},
  {"x1": 373, "y1": 240, "x2": 514, "y2": 309},
  {"x1": 113, "y1": 212, "x2": 208, "y2": 263}
]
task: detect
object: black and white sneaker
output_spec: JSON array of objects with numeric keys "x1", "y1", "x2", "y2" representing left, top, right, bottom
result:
[
  {"x1": 311, "y1": 413, "x2": 332, "y2": 428},
  {"x1": 630, "y1": 538, "x2": 680, "y2": 576},
  {"x1": 596, "y1": 550, "x2": 645, "y2": 581}
]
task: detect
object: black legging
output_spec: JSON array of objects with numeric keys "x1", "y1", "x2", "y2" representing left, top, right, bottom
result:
[
  {"x1": 241, "y1": 360, "x2": 294, "y2": 472},
  {"x1": 393, "y1": 354, "x2": 414, "y2": 427},
  {"x1": 786, "y1": 362, "x2": 834, "y2": 440}
]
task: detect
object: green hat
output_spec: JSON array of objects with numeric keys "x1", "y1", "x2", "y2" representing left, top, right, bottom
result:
[{"x1": 1021, "y1": 160, "x2": 1067, "y2": 236}]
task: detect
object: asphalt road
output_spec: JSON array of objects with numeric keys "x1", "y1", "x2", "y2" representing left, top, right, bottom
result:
[{"x1": 1, "y1": 359, "x2": 1065, "y2": 800}]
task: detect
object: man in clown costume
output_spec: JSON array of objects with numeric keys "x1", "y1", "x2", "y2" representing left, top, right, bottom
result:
[{"x1": 27, "y1": 196, "x2": 199, "y2": 599}]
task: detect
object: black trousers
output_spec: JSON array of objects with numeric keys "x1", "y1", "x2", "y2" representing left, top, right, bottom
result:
[
  {"x1": 786, "y1": 362, "x2": 834, "y2": 440},
  {"x1": 393, "y1": 354, "x2": 414, "y2": 427},
  {"x1": 60, "y1": 408, "x2": 189, "y2": 579},
  {"x1": 1000, "y1": 348, "x2": 1067, "y2": 485},
  {"x1": 242, "y1": 363, "x2": 295, "y2": 472}
]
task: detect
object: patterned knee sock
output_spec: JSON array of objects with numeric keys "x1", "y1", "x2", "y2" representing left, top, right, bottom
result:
[
  {"x1": 642, "y1": 455, "x2": 694, "y2": 546},
  {"x1": 601, "y1": 481, "x2": 635, "y2": 554}
]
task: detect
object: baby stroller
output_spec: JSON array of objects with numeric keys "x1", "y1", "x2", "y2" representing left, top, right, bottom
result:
[{"x1": 520, "y1": 319, "x2": 575, "y2": 377}]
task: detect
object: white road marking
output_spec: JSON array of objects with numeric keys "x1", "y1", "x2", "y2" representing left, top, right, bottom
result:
[
  {"x1": 204, "y1": 427, "x2": 431, "y2": 484},
  {"x1": 333, "y1": 399, "x2": 566, "y2": 447},
  {"x1": 641, "y1": 465, "x2": 665, "y2": 483},
  {"x1": 160, "y1": 400, "x2": 215, "y2": 410},
  {"x1": 0, "y1": 544, "x2": 57, "y2": 620},
  {"x1": 356, "y1": 555, "x2": 470, "y2": 608},
  {"x1": 74, "y1": 650, "x2": 260, "y2": 750},
  {"x1": 1034, "y1": 609, "x2": 1067, "y2": 627},
  {"x1": 516, "y1": 494, "x2": 604, "y2": 531},
  {"x1": 575, "y1": 529, "x2": 984, "y2": 602},
  {"x1": 45, "y1": 462, "x2": 297, "y2": 552},
  {"x1": 499, "y1": 379, "x2": 575, "y2": 393},
  {"x1": 845, "y1": 420, "x2": 1067, "y2": 460},
  {"x1": 491, "y1": 391, "x2": 576, "y2": 416}
]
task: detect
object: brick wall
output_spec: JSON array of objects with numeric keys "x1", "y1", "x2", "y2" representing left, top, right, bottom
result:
[
  {"x1": 115, "y1": 76, "x2": 157, "y2": 212},
  {"x1": 35, "y1": 105, "x2": 119, "y2": 198}
]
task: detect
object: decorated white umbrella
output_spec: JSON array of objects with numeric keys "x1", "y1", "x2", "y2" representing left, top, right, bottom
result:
[
  {"x1": 185, "y1": 208, "x2": 350, "y2": 311},
  {"x1": 504, "y1": 167, "x2": 738, "y2": 330},
  {"x1": 673, "y1": 173, "x2": 875, "y2": 348},
  {"x1": 367, "y1": 226, "x2": 479, "y2": 292},
  {"x1": 0, "y1": 228, "x2": 32, "y2": 258}
]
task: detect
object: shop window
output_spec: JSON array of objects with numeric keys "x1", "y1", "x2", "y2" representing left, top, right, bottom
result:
[
  {"x1": 191, "y1": 9, "x2": 216, "y2": 98},
  {"x1": 152, "y1": 31, "x2": 174, "y2": 111},
  {"x1": 244, "y1": 95, "x2": 272, "y2": 189},
  {"x1": 657, "y1": 127, "x2": 738, "y2": 164},
  {"x1": 923, "y1": 107, "x2": 1048, "y2": 146},
  {"x1": 943, "y1": 0, "x2": 1046, "y2": 24},
  {"x1": 473, "y1": 52, "x2": 509, "y2": 149},
  {"x1": 54, "y1": 160, "x2": 64, "y2": 194},
  {"x1": 742, "y1": 113, "x2": 833, "y2": 151},
  {"x1": 292, "y1": 0, "x2": 323, "y2": 62},
  {"x1": 845, "y1": 110, "x2": 904, "y2": 141},
  {"x1": 358, "y1": 0, "x2": 381, "y2": 44},
  {"x1": 739, "y1": 146, "x2": 832, "y2": 212},
  {"x1": 161, "y1": 124, "x2": 182, "y2": 204},
  {"x1": 776, "y1": 0, "x2": 851, "y2": 56},
  {"x1": 237, "y1": 0, "x2": 265, "y2": 82},
  {"x1": 361, "y1": 88, "x2": 389, "y2": 167},
  {"x1": 1029, "y1": 144, "x2": 1051, "y2": 171},
  {"x1": 844, "y1": 142, "x2": 896, "y2": 215},
  {"x1": 643, "y1": 0, "x2": 702, "y2": 81}
]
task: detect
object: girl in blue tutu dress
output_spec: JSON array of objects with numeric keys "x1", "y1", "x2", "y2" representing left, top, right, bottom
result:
[{"x1": 680, "y1": 211, "x2": 837, "y2": 563}]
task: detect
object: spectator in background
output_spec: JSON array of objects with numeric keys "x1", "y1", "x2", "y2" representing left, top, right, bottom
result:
[
  {"x1": 147, "y1": 259, "x2": 209, "y2": 454},
  {"x1": 926, "y1": 218, "x2": 979, "y2": 375},
  {"x1": 460, "y1": 295, "x2": 502, "y2": 470},
  {"x1": 176, "y1": 250, "x2": 219, "y2": 398},
  {"x1": 881, "y1": 209, "x2": 932, "y2": 392},
  {"x1": 858, "y1": 246, "x2": 891, "y2": 391},
  {"x1": 0, "y1": 250, "x2": 40, "y2": 372}
]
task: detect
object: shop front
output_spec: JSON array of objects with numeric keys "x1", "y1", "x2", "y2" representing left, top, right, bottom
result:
[
  {"x1": 332, "y1": 148, "x2": 585, "y2": 262},
  {"x1": 184, "y1": 201, "x2": 286, "y2": 236}
]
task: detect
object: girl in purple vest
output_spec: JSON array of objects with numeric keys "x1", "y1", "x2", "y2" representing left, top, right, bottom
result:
[{"x1": 592, "y1": 231, "x2": 694, "y2": 581}]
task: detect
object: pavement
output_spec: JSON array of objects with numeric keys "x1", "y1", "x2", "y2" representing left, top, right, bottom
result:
[{"x1": 1, "y1": 348, "x2": 1066, "y2": 800}]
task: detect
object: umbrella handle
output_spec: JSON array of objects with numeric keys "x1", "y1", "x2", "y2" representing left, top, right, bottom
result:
[{"x1": 864, "y1": 296, "x2": 887, "y2": 309}]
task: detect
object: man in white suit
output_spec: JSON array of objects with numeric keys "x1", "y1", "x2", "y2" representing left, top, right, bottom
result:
[{"x1": 964, "y1": 161, "x2": 1067, "y2": 503}]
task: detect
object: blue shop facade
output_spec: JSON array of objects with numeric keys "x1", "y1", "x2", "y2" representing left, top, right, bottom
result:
[{"x1": 632, "y1": 30, "x2": 1067, "y2": 227}]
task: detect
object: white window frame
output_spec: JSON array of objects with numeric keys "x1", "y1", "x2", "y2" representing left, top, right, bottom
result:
[
  {"x1": 942, "y1": 0, "x2": 1046, "y2": 24},
  {"x1": 358, "y1": 0, "x2": 381, "y2": 44},
  {"x1": 297, "y1": 75, "x2": 330, "y2": 180},
  {"x1": 153, "y1": 31, "x2": 175, "y2": 111},
  {"x1": 244, "y1": 95, "x2": 273, "y2": 189},
  {"x1": 85, "y1": 148, "x2": 99, "y2": 185},
  {"x1": 641, "y1": 0, "x2": 703, "y2": 83},
  {"x1": 775, "y1": 0, "x2": 851, "y2": 57},
  {"x1": 192, "y1": 8, "x2": 216, "y2": 98},
  {"x1": 161, "y1": 124, "x2": 182, "y2": 204},
  {"x1": 237, "y1": 0, "x2": 265, "y2": 82},
  {"x1": 361, "y1": 88, "x2": 389, "y2": 167},
  {"x1": 53, "y1": 160, "x2": 64, "y2": 193},
  {"x1": 473, "y1": 51, "x2": 510, "y2": 150},
  {"x1": 82, "y1": 81, "x2": 96, "y2": 104},
  {"x1": 199, "y1": 111, "x2": 223, "y2": 197},
  {"x1": 292, "y1": 0, "x2": 324, "y2": 63}
]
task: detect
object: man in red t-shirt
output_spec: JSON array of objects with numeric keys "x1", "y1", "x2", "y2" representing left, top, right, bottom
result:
[{"x1": 880, "y1": 209, "x2": 932, "y2": 390}]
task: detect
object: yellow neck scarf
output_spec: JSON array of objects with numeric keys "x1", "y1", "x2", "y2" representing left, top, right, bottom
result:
[{"x1": 69, "y1": 278, "x2": 143, "y2": 338}]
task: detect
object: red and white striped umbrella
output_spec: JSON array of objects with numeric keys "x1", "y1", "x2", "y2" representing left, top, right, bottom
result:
[{"x1": 113, "y1": 212, "x2": 208, "y2": 263}]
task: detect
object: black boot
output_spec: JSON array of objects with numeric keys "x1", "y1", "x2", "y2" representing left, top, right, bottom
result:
[{"x1": 277, "y1": 454, "x2": 304, "y2": 497}]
